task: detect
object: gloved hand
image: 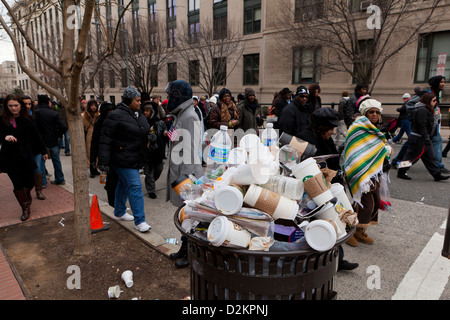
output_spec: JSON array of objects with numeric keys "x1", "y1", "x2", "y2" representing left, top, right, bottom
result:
[{"x1": 97, "y1": 165, "x2": 110, "y2": 173}]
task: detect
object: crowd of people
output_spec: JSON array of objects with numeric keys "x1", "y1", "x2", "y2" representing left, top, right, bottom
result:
[{"x1": 0, "y1": 75, "x2": 448, "y2": 271}]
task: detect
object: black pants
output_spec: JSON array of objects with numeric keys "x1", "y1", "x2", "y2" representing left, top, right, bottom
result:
[{"x1": 400, "y1": 135, "x2": 440, "y2": 177}]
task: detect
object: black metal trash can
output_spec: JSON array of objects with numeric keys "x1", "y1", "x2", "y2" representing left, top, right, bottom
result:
[
  {"x1": 174, "y1": 207, "x2": 355, "y2": 300},
  {"x1": 442, "y1": 206, "x2": 450, "y2": 259}
]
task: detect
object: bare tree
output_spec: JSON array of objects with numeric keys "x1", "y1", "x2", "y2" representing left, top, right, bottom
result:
[
  {"x1": 0, "y1": 0, "x2": 130, "y2": 255},
  {"x1": 176, "y1": 19, "x2": 245, "y2": 97},
  {"x1": 273, "y1": 0, "x2": 443, "y2": 91}
]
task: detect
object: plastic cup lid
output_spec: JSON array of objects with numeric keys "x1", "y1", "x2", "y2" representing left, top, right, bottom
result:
[
  {"x1": 305, "y1": 220, "x2": 337, "y2": 251},
  {"x1": 214, "y1": 186, "x2": 243, "y2": 215},
  {"x1": 207, "y1": 216, "x2": 229, "y2": 246}
]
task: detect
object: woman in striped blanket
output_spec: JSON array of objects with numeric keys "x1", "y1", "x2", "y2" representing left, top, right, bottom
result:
[{"x1": 343, "y1": 98, "x2": 391, "y2": 247}]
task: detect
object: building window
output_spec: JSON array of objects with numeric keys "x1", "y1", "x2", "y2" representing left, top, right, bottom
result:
[
  {"x1": 353, "y1": 39, "x2": 374, "y2": 84},
  {"x1": 213, "y1": 0, "x2": 227, "y2": 39},
  {"x1": 109, "y1": 70, "x2": 115, "y2": 88},
  {"x1": 243, "y1": 54, "x2": 259, "y2": 85},
  {"x1": 213, "y1": 57, "x2": 226, "y2": 86},
  {"x1": 244, "y1": 0, "x2": 261, "y2": 35},
  {"x1": 132, "y1": 0, "x2": 141, "y2": 52},
  {"x1": 350, "y1": 0, "x2": 371, "y2": 13},
  {"x1": 121, "y1": 68, "x2": 128, "y2": 87},
  {"x1": 168, "y1": 62, "x2": 177, "y2": 82},
  {"x1": 188, "y1": 0, "x2": 200, "y2": 44},
  {"x1": 150, "y1": 65, "x2": 158, "y2": 87},
  {"x1": 415, "y1": 31, "x2": 450, "y2": 83},
  {"x1": 292, "y1": 46, "x2": 321, "y2": 84},
  {"x1": 167, "y1": 0, "x2": 177, "y2": 47},
  {"x1": 189, "y1": 60, "x2": 200, "y2": 86},
  {"x1": 294, "y1": 0, "x2": 325, "y2": 23},
  {"x1": 109, "y1": 95, "x2": 116, "y2": 104}
]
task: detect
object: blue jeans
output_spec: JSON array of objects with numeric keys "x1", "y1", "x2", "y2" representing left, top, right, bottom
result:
[
  {"x1": 392, "y1": 140, "x2": 409, "y2": 165},
  {"x1": 34, "y1": 154, "x2": 44, "y2": 175},
  {"x1": 59, "y1": 129, "x2": 70, "y2": 154},
  {"x1": 392, "y1": 119, "x2": 411, "y2": 142},
  {"x1": 112, "y1": 166, "x2": 146, "y2": 225},
  {"x1": 48, "y1": 146, "x2": 65, "y2": 183},
  {"x1": 432, "y1": 133, "x2": 444, "y2": 169}
]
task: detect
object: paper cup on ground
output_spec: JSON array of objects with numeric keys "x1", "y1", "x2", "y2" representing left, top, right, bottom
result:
[
  {"x1": 239, "y1": 134, "x2": 261, "y2": 153},
  {"x1": 207, "y1": 216, "x2": 251, "y2": 248},
  {"x1": 227, "y1": 147, "x2": 247, "y2": 166},
  {"x1": 304, "y1": 220, "x2": 337, "y2": 252},
  {"x1": 330, "y1": 183, "x2": 353, "y2": 211},
  {"x1": 108, "y1": 285, "x2": 122, "y2": 299},
  {"x1": 230, "y1": 163, "x2": 270, "y2": 185},
  {"x1": 213, "y1": 185, "x2": 244, "y2": 215},
  {"x1": 243, "y1": 184, "x2": 298, "y2": 221},
  {"x1": 121, "y1": 270, "x2": 134, "y2": 288},
  {"x1": 292, "y1": 157, "x2": 321, "y2": 182}
]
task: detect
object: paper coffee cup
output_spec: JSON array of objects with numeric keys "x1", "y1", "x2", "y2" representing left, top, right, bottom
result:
[
  {"x1": 303, "y1": 172, "x2": 333, "y2": 206},
  {"x1": 121, "y1": 270, "x2": 134, "y2": 288},
  {"x1": 304, "y1": 220, "x2": 337, "y2": 252},
  {"x1": 315, "y1": 203, "x2": 347, "y2": 240},
  {"x1": 213, "y1": 185, "x2": 244, "y2": 215},
  {"x1": 330, "y1": 183, "x2": 353, "y2": 211},
  {"x1": 243, "y1": 184, "x2": 298, "y2": 221},
  {"x1": 292, "y1": 157, "x2": 321, "y2": 182},
  {"x1": 230, "y1": 163, "x2": 270, "y2": 185},
  {"x1": 207, "y1": 216, "x2": 251, "y2": 248},
  {"x1": 107, "y1": 285, "x2": 122, "y2": 299},
  {"x1": 171, "y1": 175, "x2": 192, "y2": 196}
]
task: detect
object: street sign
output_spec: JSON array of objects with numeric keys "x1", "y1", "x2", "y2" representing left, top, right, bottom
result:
[{"x1": 436, "y1": 53, "x2": 447, "y2": 76}]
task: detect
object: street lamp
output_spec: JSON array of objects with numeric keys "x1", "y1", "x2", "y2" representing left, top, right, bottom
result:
[{"x1": 91, "y1": 22, "x2": 130, "y2": 87}]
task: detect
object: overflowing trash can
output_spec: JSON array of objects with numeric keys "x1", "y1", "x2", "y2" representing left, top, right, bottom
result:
[{"x1": 175, "y1": 208, "x2": 355, "y2": 300}]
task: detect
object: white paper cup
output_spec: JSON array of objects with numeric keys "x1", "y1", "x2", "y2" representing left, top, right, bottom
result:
[
  {"x1": 207, "y1": 216, "x2": 251, "y2": 248},
  {"x1": 312, "y1": 188, "x2": 334, "y2": 207},
  {"x1": 230, "y1": 163, "x2": 270, "y2": 185},
  {"x1": 107, "y1": 285, "x2": 122, "y2": 298},
  {"x1": 304, "y1": 220, "x2": 337, "y2": 252},
  {"x1": 330, "y1": 183, "x2": 353, "y2": 211},
  {"x1": 239, "y1": 134, "x2": 261, "y2": 153},
  {"x1": 315, "y1": 203, "x2": 347, "y2": 240},
  {"x1": 227, "y1": 147, "x2": 247, "y2": 166},
  {"x1": 243, "y1": 184, "x2": 298, "y2": 221},
  {"x1": 292, "y1": 157, "x2": 321, "y2": 182},
  {"x1": 213, "y1": 185, "x2": 244, "y2": 215},
  {"x1": 121, "y1": 270, "x2": 134, "y2": 288}
]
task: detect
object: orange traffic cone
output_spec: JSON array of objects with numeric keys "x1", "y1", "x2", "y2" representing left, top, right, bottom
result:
[{"x1": 90, "y1": 194, "x2": 110, "y2": 234}]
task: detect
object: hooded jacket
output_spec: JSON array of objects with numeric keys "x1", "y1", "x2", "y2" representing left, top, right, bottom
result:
[
  {"x1": 411, "y1": 102, "x2": 435, "y2": 140},
  {"x1": 98, "y1": 102, "x2": 150, "y2": 169}
]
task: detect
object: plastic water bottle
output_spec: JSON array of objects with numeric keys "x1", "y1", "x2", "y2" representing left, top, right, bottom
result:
[
  {"x1": 261, "y1": 123, "x2": 278, "y2": 147},
  {"x1": 206, "y1": 125, "x2": 231, "y2": 182}
]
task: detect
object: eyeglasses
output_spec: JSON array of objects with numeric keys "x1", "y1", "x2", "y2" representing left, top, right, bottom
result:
[{"x1": 367, "y1": 110, "x2": 381, "y2": 115}]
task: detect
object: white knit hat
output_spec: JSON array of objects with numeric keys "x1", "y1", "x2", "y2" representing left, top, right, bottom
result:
[{"x1": 359, "y1": 99, "x2": 383, "y2": 116}]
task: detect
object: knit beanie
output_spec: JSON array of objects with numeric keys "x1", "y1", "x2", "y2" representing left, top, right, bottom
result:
[
  {"x1": 165, "y1": 80, "x2": 193, "y2": 112},
  {"x1": 122, "y1": 86, "x2": 141, "y2": 106},
  {"x1": 359, "y1": 99, "x2": 383, "y2": 116},
  {"x1": 218, "y1": 88, "x2": 232, "y2": 101},
  {"x1": 244, "y1": 88, "x2": 256, "y2": 98}
]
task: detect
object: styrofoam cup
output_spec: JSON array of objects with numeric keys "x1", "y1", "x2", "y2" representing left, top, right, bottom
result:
[
  {"x1": 121, "y1": 270, "x2": 134, "y2": 288},
  {"x1": 227, "y1": 147, "x2": 247, "y2": 166},
  {"x1": 230, "y1": 163, "x2": 270, "y2": 185},
  {"x1": 304, "y1": 220, "x2": 337, "y2": 252},
  {"x1": 213, "y1": 185, "x2": 244, "y2": 215},
  {"x1": 207, "y1": 216, "x2": 251, "y2": 248},
  {"x1": 243, "y1": 184, "x2": 298, "y2": 221},
  {"x1": 292, "y1": 157, "x2": 321, "y2": 182},
  {"x1": 330, "y1": 183, "x2": 353, "y2": 211},
  {"x1": 239, "y1": 134, "x2": 261, "y2": 153},
  {"x1": 107, "y1": 285, "x2": 122, "y2": 298}
]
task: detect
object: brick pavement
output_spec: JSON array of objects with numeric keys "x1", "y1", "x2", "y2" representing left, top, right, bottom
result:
[{"x1": 0, "y1": 172, "x2": 74, "y2": 300}]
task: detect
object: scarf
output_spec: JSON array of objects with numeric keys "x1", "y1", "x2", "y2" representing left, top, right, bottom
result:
[
  {"x1": 220, "y1": 101, "x2": 239, "y2": 122},
  {"x1": 343, "y1": 116, "x2": 388, "y2": 206}
]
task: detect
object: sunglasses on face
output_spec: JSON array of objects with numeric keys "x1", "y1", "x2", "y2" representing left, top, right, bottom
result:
[{"x1": 367, "y1": 110, "x2": 381, "y2": 115}]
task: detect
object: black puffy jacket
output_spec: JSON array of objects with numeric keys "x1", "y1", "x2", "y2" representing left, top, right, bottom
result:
[
  {"x1": 411, "y1": 102, "x2": 435, "y2": 140},
  {"x1": 277, "y1": 98, "x2": 311, "y2": 138},
  {"x1": 98, "y1": 103, "x2": 150, "y2": 169}
]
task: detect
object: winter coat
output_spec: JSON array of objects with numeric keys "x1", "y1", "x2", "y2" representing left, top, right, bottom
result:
[
  {"x1": 98, "y1": 103, "x2": 150, "y2": 169},
  {"x1": 396, "y1": 103, "x2": 409, "y2": 121},
  {"x1": 338, "y1": 97, "x2": 349, "y2": 120},
  {"x1": 209, "y1": 101, "x2": 241, "y2": 130},
  {"x1": 411, "y1": 102, "x2": 436, "y2": 140},
  {"x1": 236, "y1": 99, "x2": 263, "y2": 132},
  {"x1": 34, "y1": 104, "x2": 68, "y2": 147},
  {"x1": 81, "y1": 110, "x2": 99, "y2": 163},
  {"x1": 0, "y1": 116, "x2": 47, "y2": 174},
  {"x1": 298, "y1": 127, "x2": 340, "y2": 171},
  {"x1": 146, "y1": 110, "x2": 166, "y2": 166},
  {"x1": 345, "y1": 93, "x2": 363, "y2": 127},
  {"x1": 166, "y1": 99, "x2": 203, "y2": 207},
  {"x1": 277, "y1": 98, "x2": 311, "y2": 138}
]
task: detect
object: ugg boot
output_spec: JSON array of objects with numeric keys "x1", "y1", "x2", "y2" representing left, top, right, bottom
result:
[
  {"x1": 354, "y1": 227, "x2": 374, "y2": 245},
  {"x1": 346, "y1": 235, "x2": 359, "y2": 247},
  {"x1": 13, "y1": 189, "x2": 31, "y2": 221},
  {"x1": 34, "y1": 173, "x2": 46, "y2": 200}
]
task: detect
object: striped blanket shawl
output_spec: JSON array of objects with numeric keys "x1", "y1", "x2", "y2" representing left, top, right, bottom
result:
[{"x1": 343, "y1": 116, "x2": 388, "y2": 205}]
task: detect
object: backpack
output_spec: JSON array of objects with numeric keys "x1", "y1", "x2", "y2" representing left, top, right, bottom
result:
[{"x1": 405, "y1": 95, "x2": 420, "y2": 121}]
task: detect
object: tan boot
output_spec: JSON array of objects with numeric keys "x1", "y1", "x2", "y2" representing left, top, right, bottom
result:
[
  {"x1": 346, "y1": 235, "x2": 359, "y2": 247},
  {"x1": 354, "y1": 227, "x2": 374, "y2": 245}
]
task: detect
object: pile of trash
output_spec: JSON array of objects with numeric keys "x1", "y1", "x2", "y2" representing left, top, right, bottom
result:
[{"x1": 175, "y1": 125, "x2": 359, "y2": 252}]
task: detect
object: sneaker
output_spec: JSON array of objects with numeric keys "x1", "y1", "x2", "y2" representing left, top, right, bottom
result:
[
  {"x1": 51, "y1": 180, "x2": 66, "y2": 185},
  {"x1": 65, "y1": 152, "x2": 71, "y2": 156},
  {"x1": 113, "y1": 212, "x2": 134, "y2": 221},
  {"x1": 135, "y1": 222, "x2": 151, "y2": 233},
  {"x1": 440, "y1": 167, "x2": 450, "y2": 174},
  {"x1": 148, "y1": 192, "x2": 157, "y2": 199},
  {"x1": 397, "y1": 173, "x2": 412, "y2": 180},
  {"x1": 393, "y1": 140, "x2": 402, "y2": 145}
]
